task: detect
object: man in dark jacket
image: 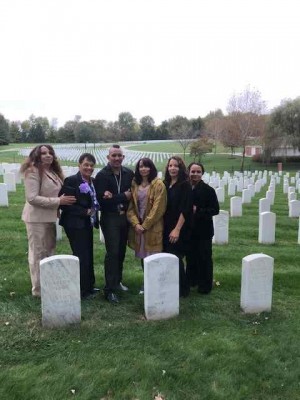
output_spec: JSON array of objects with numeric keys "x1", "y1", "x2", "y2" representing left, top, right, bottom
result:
[{"x1": 94, "y1": 145, "x2": 134, "y2": 303}]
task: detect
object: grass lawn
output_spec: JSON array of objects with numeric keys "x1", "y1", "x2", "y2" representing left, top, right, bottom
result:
[{"x1": 0, "y1": 165, "x2": 300, "y2": 399}]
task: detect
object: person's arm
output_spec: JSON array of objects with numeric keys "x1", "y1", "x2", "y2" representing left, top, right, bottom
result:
[
  {"x1": 142, "y1": 181, "x2": 167, "y2": 231},
  {"x1": 59, "y1": 177, "x2": 89, "y2": 217},
  {"x1": 94, "y1": 171, "x2": 130, "y2": 206},
  {"x1": 169, "y1": 213, "x2": 185, "y2": 243},
  {"x1": 194, "y1": 186, "x2": 220, "y2": 219},
  {"x1": 127, "y1": 184, "x2": 140, "y2": 226},
  {"x1": 169, "y1": 182, "x2": 192, "y2": 243},
  {"x1": 24, "y1": 169, "x2": 60, "y2": 209}
]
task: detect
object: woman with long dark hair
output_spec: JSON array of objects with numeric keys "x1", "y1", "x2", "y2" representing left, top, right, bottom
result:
[
  {"x1": 163, "y1": 156, "x2": 192, "y2": 297},
  {"x1": 20, "y1": 144, "x2": 75, "y2": 297},
  {"x1": 127, "y1": 158, "x2": 167, "y2": 293}
]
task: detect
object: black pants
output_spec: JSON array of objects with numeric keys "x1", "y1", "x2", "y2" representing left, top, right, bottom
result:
[
  {"x1": 64, "y1": 226, "x2": 95, "y2": 296},
  {"x1": 100, "y1": 212, "x2": 129, "y2": 294},
  {"x1": 186, "y1": 238, "x2": 213, "y2": 293}
]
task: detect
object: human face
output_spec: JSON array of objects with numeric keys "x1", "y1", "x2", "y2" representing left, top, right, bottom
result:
[
  {"x1": 189, "y1": 164, "x2": 203, "y2": 185},
  {"x1": 107, "y1": 147, "x2": 124, "y2": 170},
  {"x1": 139, "y1": 161, "x2": 150, "y2": 179},
  {"x1": 79, "y1": 158, "x2": 95, "y2": 181},
  {"x1": 168, "y1": 158, "x2": 179, "y2": 180},
  {"x1": 40, "y1": 146, "x2": 54, "y2": 168}
]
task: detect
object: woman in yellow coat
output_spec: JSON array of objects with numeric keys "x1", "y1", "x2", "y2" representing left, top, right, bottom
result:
[{"x1": 127, "y1": 158, "x2": 167, "y2": 293}]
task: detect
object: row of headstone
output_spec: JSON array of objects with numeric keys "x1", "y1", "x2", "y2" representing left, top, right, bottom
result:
[
  {"x1": 40, "y1": 252, "x2": 273, "y2": 328},
  {"x1": 0, "y1": 183, "x2": 8, "y2": 206}
]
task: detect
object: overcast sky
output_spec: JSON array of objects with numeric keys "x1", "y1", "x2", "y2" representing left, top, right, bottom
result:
[{"x1": 1, "y1": 0, "x2": 300, "y2": 126}]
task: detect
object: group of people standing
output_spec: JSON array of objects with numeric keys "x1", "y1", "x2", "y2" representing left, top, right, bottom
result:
[{"x1": 20, "y1": 144, "x2": 219, "y2": 303}]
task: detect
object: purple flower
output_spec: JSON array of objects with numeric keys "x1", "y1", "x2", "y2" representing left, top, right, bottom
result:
[{"x1": 79, "y1": 182, "x2": 91, "y2": 194}]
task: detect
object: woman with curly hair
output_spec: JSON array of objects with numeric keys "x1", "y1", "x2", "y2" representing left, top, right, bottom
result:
[
  {"x1": 20, "y1": 144, "x2": 75, "y2": 297},
  {"x1": 163, "y1": 156, "x2": 193, "y2": 297}
]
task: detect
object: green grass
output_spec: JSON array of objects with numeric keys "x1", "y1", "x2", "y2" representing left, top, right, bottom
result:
[{"x1": 0, "y1": 167, "x2": 300, "y2": 399}]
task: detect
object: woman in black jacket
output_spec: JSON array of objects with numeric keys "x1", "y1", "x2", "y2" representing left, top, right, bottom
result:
[
  {"x1": 163, "y1": 156, "x2": 193, "y2": 297},
  {"x1": 186, "y1": 163, "x2": 219, "y2": 294},
  {"x1": 59, "y1": 153, "x2": 100, "y2": 299}
]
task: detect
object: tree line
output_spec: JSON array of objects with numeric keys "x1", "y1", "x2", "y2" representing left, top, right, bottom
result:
[{"x1": 1, "y1": 87, "x2": 300, "y2": 168}]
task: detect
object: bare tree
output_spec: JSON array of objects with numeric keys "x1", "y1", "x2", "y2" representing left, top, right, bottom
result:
[
  {"x1": 204, "y1": 109, "x2": 224, "y2": 154},
  {"x1": 168, "y1": 116, "x2": 194, "y2": 160},
  {"x1": 227, "y1": 86, "x2": 266, "y2": 171}
]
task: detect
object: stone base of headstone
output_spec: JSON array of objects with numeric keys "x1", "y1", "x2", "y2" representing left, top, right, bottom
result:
[
  {"x1": 144, "y1": 253, "x2": 179, "y2": 320},
  {"x1": 40, "y1": 255, "x2": 81, "y2": 328}
]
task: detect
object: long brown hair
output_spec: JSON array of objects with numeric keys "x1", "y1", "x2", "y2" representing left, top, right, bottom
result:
[
  {"x1": 164, "y1": 156, "x2": 188, "y2": 187},
  {"x1": 20, "y1": 144, "x2": 64, "y2": 181}
]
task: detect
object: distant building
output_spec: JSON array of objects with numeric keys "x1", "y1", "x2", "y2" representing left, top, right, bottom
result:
[{"x1": 245, "y1": 145, "x2": 262, "y2": 157}]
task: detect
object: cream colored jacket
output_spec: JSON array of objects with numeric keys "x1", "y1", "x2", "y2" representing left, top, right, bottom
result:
[{"x1": 22, "y1": 167, "x2": 62, "y2": 223}]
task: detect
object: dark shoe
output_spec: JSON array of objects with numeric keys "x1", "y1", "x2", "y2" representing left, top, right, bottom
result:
[{"x1": 105, "y1": 292, "x2": 119, "y2": 304}]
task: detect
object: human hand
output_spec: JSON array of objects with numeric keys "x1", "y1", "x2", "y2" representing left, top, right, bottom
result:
[
  {"x1": 124, "y1": 190, "x2": 132, "y2": 200},
  {"x1": 135, "y1": 224, "x2": 145, "y2": 234},
  {"x1": 60, "y1": 194, "x2": 76, "y2": 205},
  {"x1": 169, "y1": 228, "x2": 180, "y2": 244},
  {"x1": 103, "y1": 191, "x2": 112, "y2": 199}
]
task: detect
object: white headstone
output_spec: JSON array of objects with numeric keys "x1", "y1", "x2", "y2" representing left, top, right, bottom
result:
[
  {"x1": 237, "y1": 179, "x2": 244, "y2": 192},
  {"x1": 56, "y1": 219, "x2": 62, "y2": 241},
  {"x1": 247, "y1": 184, "x2": 255, "y2": 198},
  {"x1": 289, "y1": 192, "x2": 296, "y2": 201},
  {"x1": 254, "y1": 180, "x2": 261, "y2": 193},
  {"x1": 11, "y1": 169, "x2": 22, "y2": 184},
  {"x1": 40, "y1": 255, "x2": 81, "y2": 328},
  {"x1": 213, "y1": 210, "x2": 229, "y2": 244},
  {"x1": 242, "y1": 189, "x2": 251, "y2": 204},
  {"x1": 240, "y1": 253, "x2": 274, "y2": 313},
  {"x1": 259, "y1": 212, "x2": 276, "y2": 244},
  {"x1": 3, "y1": 172, "x2": 16, "y2": 192},
  {"x1": 216, "y1": 187, "x2": 224, "y2": 203},
  {"x1": 266, "y1": 190, "x2": 275, "y2": 205},
  {"x1": 259, "y1": 198, "x2": 270, "y2": 214},
  {"x1": 230, "y1": 196, "x2": 242, "y2": 217},
  {"x1": 0, "y1": 183, "x2": 9, "y2": 206},
  {"x1": 228, "y1": 181, "x2": 236, "y2": 196},
  {"x1": 144, "y1": 253, "x2": 179, "y2": 320},
  {"x1": 289, "y1": 200, "x2": 300, "y2": 218}
]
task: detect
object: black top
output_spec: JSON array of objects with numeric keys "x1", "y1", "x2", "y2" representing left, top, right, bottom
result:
[
  {"x1": 94, "y1": 164, "x2": 134, "y2": 213},
  {"x1": 163, "y1": 180, "x2": 193, "y2": 252},
  {"x1": 59, "y1": 171, "x2": 99, "y2": 229},
  {"x1": 191, "y1": 180, "x2": 220, "y2": 239}
]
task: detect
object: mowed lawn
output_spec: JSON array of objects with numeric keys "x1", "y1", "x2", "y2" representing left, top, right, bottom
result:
[{"x1": 0, "y1": 155, "x2": 300, "y2": 399}]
